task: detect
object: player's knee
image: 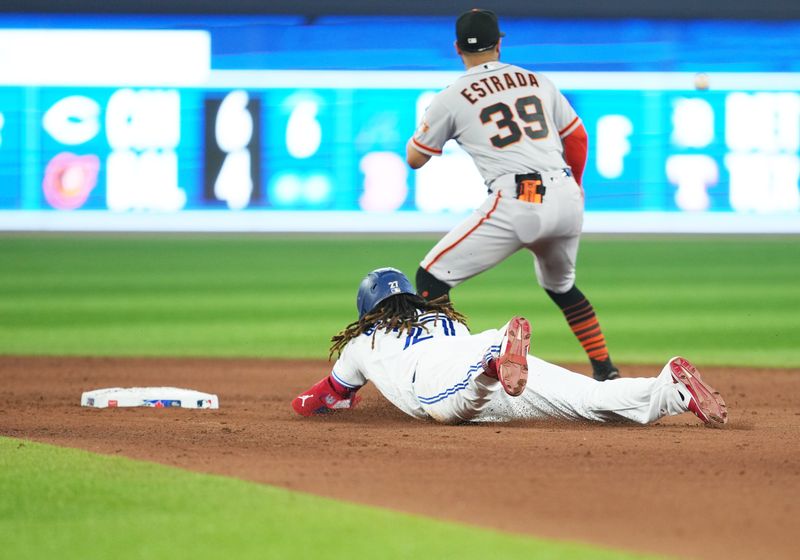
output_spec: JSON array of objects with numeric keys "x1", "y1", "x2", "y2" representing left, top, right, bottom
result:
[{"x1": 416, "y1": 267, "x2": 451, "y2": 300}]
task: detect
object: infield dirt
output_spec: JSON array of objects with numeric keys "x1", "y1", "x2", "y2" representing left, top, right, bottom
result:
[{"x1": 2, "y1": 356, "x2": 798, "y2": 560}]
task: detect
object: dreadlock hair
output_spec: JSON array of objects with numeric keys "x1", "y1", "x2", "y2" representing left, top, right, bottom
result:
[{"x1": 328, "y1": 293, "x2": 467, "y2": 360}]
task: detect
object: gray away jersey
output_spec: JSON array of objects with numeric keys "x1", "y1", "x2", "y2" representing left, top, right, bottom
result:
[{"x1": 412, "y1": 61, "x2": 581, "y2": 184}]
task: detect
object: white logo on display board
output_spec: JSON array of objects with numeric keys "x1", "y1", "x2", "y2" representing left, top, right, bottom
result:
[
  {"x1": 725, "y1": 92, "x2": 800, "y2": 213},
  {"x1": 214, "y1": 90, "x2": 254, "y2": 210},
  {"x1": 269, "y1": 173, "x2": 332, "y2": 208},
  {"x1": 43, "y1": 95, "x2": 101, "y2": 145},
  {"x1": 105, "y1": 88, "x2": 186, "y2": 212},
  {"x1": 596, "y1": 115, "x2": 633, "y2": 179},
  {"x1": 286, "y1": 98, "x2": 322, "y2": 159},
  {"x1": 666, "y1": 155, "x2": 718, "y2": 211},
  {"x1": 671, "y1": 98, "x2": 715, "y2": 148},
  {"x1": 358, "y1": 152, "x2": 408, "y2": 212},
  {"x1": 40, "y1": 96, "x2": 102, "y2": 211}
]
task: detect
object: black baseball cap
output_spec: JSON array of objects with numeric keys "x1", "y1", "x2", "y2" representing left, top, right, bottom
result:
[{"x1": 456, "y1": 9, "x2": 505, "y2": 53}]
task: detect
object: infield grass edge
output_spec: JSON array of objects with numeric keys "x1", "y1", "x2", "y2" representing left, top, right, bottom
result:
[{"x1": 0, "y1": 436, "x2": 661, "y2": 560}]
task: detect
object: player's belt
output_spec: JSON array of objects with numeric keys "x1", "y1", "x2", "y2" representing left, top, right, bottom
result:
[
  {"x1": 515, "y1": 172, "x2": 546, "y2": 204},
  {"x1": 488, "y1": 168, "x2": 573, "y2": 201}
]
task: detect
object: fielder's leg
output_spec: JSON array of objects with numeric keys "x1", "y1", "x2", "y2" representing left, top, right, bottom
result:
[
  {"x1": 417, "y1": 194, "x2": 520, "y2": 301},
  {"x1": 546, "y1": 285, "x2": 619, "y2": 381},
  {"x1": 416, "y1": 267, "x2": 453, "y2": 301},
  {"x1": 529, "y1": 235, "x2": 619, "y2": 382}
]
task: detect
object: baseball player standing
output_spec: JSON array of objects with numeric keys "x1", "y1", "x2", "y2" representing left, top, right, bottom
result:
[{"x1": 407, "y1": 9, "x2": 620, "y2": 381}]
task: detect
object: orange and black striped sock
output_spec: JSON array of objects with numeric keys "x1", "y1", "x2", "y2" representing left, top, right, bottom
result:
[
  {"x1": 546, "y1": 286, "x2": 610, "y2": 364},
  {"x1": 562, "y1": 298, "x2": 609, "y2": 362}
]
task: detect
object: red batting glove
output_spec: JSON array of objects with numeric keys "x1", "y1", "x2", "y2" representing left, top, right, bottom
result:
[{"x1": 291, "y1": 375, "x2": 361, "y2": 417}]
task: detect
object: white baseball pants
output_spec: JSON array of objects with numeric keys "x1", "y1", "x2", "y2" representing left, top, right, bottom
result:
[{"x1": 412, "y1": 328, "x2": 688, "y2": 424}]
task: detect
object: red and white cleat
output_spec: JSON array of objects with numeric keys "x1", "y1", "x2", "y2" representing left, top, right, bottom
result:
[
  {"x1": 496, "y1": 316, "x2": 531, "y2": 397},
  {"x1": 669, "y1": 356, "x2": 728, "y2": 427}
]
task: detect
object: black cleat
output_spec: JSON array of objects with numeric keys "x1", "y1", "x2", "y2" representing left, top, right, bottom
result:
[{"x1": 591, "y1": 358, "x2": 620, "y2": 382}]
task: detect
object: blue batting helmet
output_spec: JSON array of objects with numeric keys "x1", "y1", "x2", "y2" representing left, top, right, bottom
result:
[{"x1": 356, "y1": 267, "x2": 415, "y2": 319}]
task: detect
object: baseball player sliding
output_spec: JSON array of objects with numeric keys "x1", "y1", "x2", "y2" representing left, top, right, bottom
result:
[
  {"x1": 407, "y1": 9, "x2": 620, "y2": 381},
  {"x1": 292, "y1": 268, "x2": 729, "y2": 427}
]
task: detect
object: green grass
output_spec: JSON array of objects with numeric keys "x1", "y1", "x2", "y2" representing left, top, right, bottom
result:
[
  {"x1": 0, "y1": 437, "x2": 655, "y2": 560},
  {"x1": 1, "y1": 233, "x2": 798, "y2": 366},
  {"x1": 3, "y1": 234, "x2": 785, "y2": 560}
]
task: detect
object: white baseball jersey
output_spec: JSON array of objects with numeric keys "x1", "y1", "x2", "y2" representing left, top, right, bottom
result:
[
  {"x1": 331, "y1": 312, "x2": 475, "y2": 420},
  {"x1": 332, "y1": 315, "x2": 689, "y2": 424},
  {"x1": 411, "y1": 60, "x2": 582, "y2": 184}
]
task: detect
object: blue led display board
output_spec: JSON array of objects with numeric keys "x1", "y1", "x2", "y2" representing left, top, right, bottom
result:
[
  {"x1": 0, "y1": 17, "x2": 797, "y2": 233},
  {"x1": 1, "y1": 79, "x2": 798, "y2": 221}
]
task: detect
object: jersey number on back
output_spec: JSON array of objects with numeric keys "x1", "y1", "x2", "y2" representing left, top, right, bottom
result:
[
  {"x1": 402, "y1": 318, "x2": 457, "y2": 350},
  {"x1": 479, "y1": 95, "x2": 549, "y2": 148}
]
